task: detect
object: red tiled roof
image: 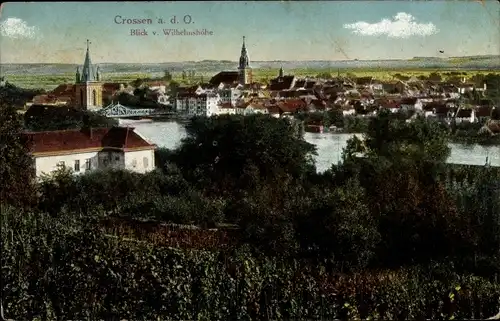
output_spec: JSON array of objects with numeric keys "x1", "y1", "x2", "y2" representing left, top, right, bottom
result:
[
  {"x1": 32, "y1": 95, "x2": 54, "y2": 104},
  {"x1": 488, "y1": 121, "x2": 500, "y2": 134},
  {"x1": 310, "y1": 99, "x2": 326, "y2": 107},
  {"x1": 476, "y1": 106, "x2": 492, "y2": 117},
  {"x1": 400, "y1": 97, "x2": 418, "y2": 105},
  {"x1": 380, "y1": 101, "x2": 400, "y2": 109},
  {"x1": 23, "y1": 127, "x2": 155, "y2": 155},
  {"x1": 456, "y1": 109, "x2": 473, "y2": 118},
  {"x1": 219, "y1": 102, "x2": 234, "y2": 109},
  {"x1": 356, "y1": 77, "x2": 373, "y2": 85},
  {"x1": 209, "y1": 71, "x2": 239, "y2": 86},
  {"x1": 267, "y1": 106, "x2": 281, "y2": 114},
  {"x1": 145, "y1": 81, "x2": 165, "y2": 87},
  {"x1": 424, "y1": 101, "x2": 448, "y2": 112},
  {"x1": 269, "y1": 76, "x2": 295, "y2": 91},
  {"x1": 103, "y1": 83, "x2": 122, "y2": 91},
  {"x1": 51, "y1": 84, "x2": 75, "y2": 96},
  {"x1": 277, "y1": 99, "x2": 307, "y2": 113}
]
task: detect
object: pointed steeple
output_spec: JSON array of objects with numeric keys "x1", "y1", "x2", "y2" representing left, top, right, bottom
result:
[
  {"x1": 279, "y1": 65, "x2": 284, "y2": 78},
  {"x1": 76, "y1": 66, "x2": 80, "y2": 83},
  {"x1": 80, "y1": 39, "x2": 96, "y2": 82},
  {"x1": 239, "y1": 36, "x2": 249, "y2": 69}
]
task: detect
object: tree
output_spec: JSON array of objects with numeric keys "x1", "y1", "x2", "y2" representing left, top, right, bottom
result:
[
  {"x1": 170, "y1": 114, "x2": 317, "y2": 196},
  {"x1": 338, "y1": 110, "x2": 462, "y2": 266},
  {"x1": 168, "y1": 81, "x2": 180, "y2": 96},
  {"x1": 394, "y1": 73, "x2": 410, "y2": 81},
  {"x1": 0, "y1": 102, "x2": 37, "y2": 207},
  {"x1": 0, "y1": 82, "x2": 45, "y2": 109},
  {"x1": 428, "y1": 72, "x2": 442, "y2": 82},
  {"x1": 344, "y1": 109, "x2": 451, "y2": 165},
  {"x1": 131, "y1": 78, "x2": 144, "y2": 88},
  {"x1": 163, "y1": 70, "x2": 173, "y2": 81},
  {"x1": 317, "y1": 72, "x2": 332, "y2": 79},
  {"x1": 295, "y1": 178, "x2": 380, "y2": 270},
  {"x1": 24, "y1": 107, "x2": 117, "y2": 131},
  {"x1": 492, "y1": 107, "x2": 500, "y2": 120}
]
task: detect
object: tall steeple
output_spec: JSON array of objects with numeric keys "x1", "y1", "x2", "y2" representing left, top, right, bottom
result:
[
  {"x1": 75, "y1": 67, "x2": 80, "y2": 83},
  {"x1": 74, "y1": 39, "x2": 103, "y2": 110},
  {"x1": 239, "y1": 36, "x2": 249, "y2": 69},
  {"x1": 279, "y1": 65, "x2": 284, "y2": 78},
  {"x1": 237, "y1": 36, "x2": 252, "y2": 85},
  {"x1": 80, "y1": 39, "x2": 97, "y2": 82}
]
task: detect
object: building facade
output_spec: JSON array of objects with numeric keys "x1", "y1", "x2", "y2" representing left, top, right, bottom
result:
[
  {"x1": 176, "y1": 92, "x2": 220, "y2": 117},
  {"x1": 74, "y1": 40, "x2": 103, "y2": 110},
  {"x1": 24, "y1": 127, "x2": 156, "y2": 177}
]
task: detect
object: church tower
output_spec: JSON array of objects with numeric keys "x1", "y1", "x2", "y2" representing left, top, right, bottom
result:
[
  {"x1": 74, "y1": 39, "x2": 103, "y2": 110},
  {"x1": 238, "y1": 36, "x2": 253, "y2": 85}
]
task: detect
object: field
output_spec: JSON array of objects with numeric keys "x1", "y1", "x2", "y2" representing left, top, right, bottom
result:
[{"x1": 4, "y1": 68, "x2": 500, "y2": 90}]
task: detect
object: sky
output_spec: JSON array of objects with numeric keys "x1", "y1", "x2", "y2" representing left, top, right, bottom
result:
[{"x1": 0, "y1": 1, "x2": 499, "y2": 63}]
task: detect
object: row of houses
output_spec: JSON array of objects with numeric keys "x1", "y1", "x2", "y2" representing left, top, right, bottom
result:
[{"x1": 171, "y1": 70, "x2": 496, "y2": 124}]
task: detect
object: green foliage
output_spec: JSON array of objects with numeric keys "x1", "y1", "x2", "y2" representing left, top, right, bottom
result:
[
  {"x1": 24, "y1": 106, "x2": 118, "y2": 131},
  {"x1": 492, "y1": 107, "x2": 500, "y2": 120},
  {"x1": 0, "y1": 82, "x2": 45, "y2": 108},
  {"x1": 171, "y1": 114, "x2": 317, "y2": 195},
  {"x1": 428, "y1": 72, "x2": 442, "y2": 82},
  {"x1": 296, "y1": 178, "x2": 380, "y2": 271},
  {"x1": 0, "y1": 102, "x2": 37, "y2": 207},
  {"x1": 162, "y1": 70, "x2": 173, "y2": 81},
  {"x1": 316, "y1": 72, "x2": 332, "y2": 79},
  {"x1": 343, "y1": 115, "x2": 370, "y2": 133},
  {"x1": 2, "y1": 207, "x2": 500, "y2": 320},
  {"x1": 346, "y1": 109, "x2": 451, "y2": 164}
]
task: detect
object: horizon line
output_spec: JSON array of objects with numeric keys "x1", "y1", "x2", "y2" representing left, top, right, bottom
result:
[{"x1": 2, "y1": 55, "x2": 500, "y2": 65}]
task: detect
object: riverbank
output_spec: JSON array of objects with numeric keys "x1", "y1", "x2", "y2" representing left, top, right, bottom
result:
[{"x1": 128, "y1": 120, "x2": 500, "y2": 170}]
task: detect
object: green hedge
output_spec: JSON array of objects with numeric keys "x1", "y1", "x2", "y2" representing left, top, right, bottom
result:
[{"x1": 2, "y1": 208, "x2": 499, "y2": 321}]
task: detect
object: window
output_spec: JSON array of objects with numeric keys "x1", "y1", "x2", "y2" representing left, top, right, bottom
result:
[
  {"x1": 92, "y1": 89, "x2": 97, "y2": 106},
  {"x1": 132, "y1": 159, "x2": 137, "y2": 168},
  {"x1": 74, "y1": 160, "x2": 80, "y2": 172},
  {"x1": 143, "y1": 157, "x2": 149, "y2": 168},
  {"x1": 115, "y1": 156, "x2": 120, "y2": 161},
  {"x1": 85, "y1": 159, "x2": 91, "y2": 170}
]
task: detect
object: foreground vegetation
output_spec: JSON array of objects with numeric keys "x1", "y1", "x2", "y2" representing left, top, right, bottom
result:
[{"x1": 1, "y1": 97, "x2": 500, "y2": 319}]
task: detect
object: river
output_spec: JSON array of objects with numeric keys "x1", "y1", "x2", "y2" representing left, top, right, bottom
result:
[{"x1": 126, "y1": 120, "x2": 500, "y2": 172}]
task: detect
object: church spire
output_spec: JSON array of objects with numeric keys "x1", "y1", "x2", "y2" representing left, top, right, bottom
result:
[
  {"x1": 239, "y1": 36, "x2": 249, "y2": 69},
  {"x1": 80, "y1": 39, "x2": 97, "y2": 82},
  {"x1": 279, "y1": 65, "x2": 284, "y2": 78},
  {"x1": 76, "y1": 66, "x2": 80, "y2": 83}
]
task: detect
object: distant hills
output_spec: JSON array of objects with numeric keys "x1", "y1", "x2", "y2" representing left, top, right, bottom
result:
[{"x1": 1, "y1": 55, "x2": 499, "y2": 76}]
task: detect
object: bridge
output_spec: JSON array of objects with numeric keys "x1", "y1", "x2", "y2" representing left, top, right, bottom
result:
[{"x1": 96, "y1": 102, "x2": 174, "y2": 118}]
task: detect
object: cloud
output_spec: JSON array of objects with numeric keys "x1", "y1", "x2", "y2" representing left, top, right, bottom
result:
[
  {"x1": 343, "y1": 12, "x2": 439, "y2": 38},
  {"x1": 0, "y1": 17, "x2": 38, "y2": 39}
]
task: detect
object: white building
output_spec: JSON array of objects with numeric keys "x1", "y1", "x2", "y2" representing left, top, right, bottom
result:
[
  {"x1": 400, "y1": 98, "x2": 423, "y2": 112},
  {"x1": 217, "y1": 84, "x2": 243, "y2": 107},
  {"x1": 175, "y1": 92, "x2": 221, "y2": 117},
  {"x1": 23, "y1": 126, "x2": 157, "y2": 178}
]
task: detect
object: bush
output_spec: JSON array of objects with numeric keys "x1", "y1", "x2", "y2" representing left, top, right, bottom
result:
[{"x1": 2, "y1": 207, "x2": 499, "y2": 320}]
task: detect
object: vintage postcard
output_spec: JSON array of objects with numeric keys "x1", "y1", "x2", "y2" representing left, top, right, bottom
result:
[{"x1": 1, "y1": 1, "x2": 500, "y2": 320}]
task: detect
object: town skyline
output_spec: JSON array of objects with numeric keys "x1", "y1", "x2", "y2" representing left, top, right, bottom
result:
[{"x1": 1, "y1": 1, "x2": 499, "y2": 64}]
